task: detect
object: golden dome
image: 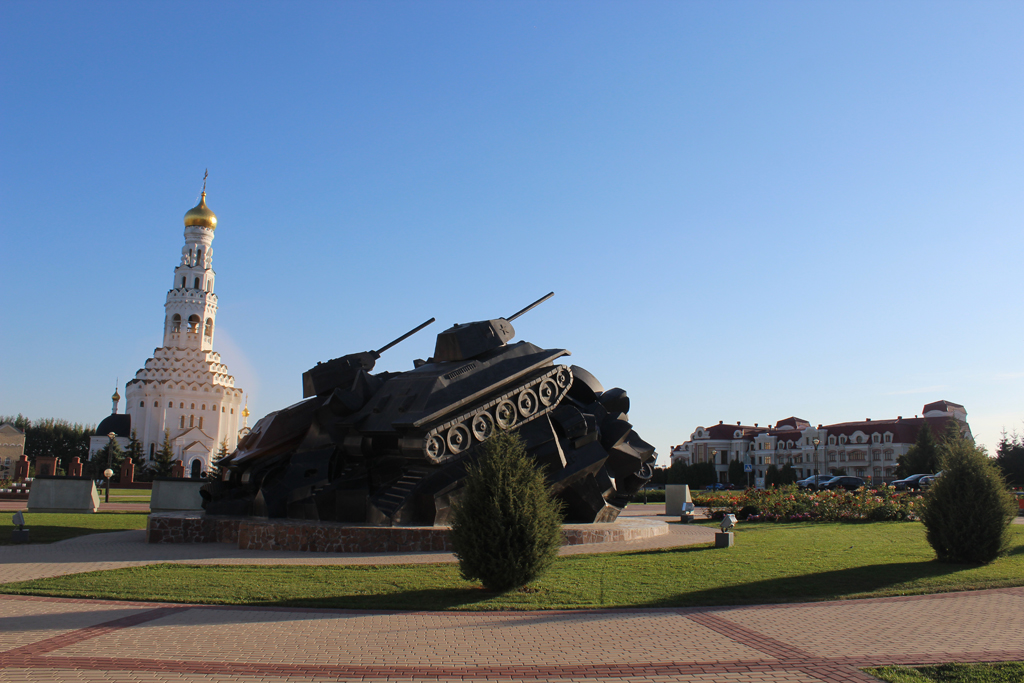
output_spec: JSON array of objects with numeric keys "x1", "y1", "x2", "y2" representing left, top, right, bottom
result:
[
  {"x1": 112, "y1": 388, "x2": 121, "y2": 401},
  {"x1": 184, "y1": 192, "x2": 217, "y2": 229}
]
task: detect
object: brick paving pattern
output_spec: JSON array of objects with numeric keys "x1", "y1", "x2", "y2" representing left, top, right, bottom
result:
[{"x1": 2, "y1": 505, "x2": 1023, "y2": 681}]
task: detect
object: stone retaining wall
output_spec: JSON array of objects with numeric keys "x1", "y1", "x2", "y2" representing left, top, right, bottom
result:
[{"x1": 147, "y1": 513, "x2": 668, "y2": 553}]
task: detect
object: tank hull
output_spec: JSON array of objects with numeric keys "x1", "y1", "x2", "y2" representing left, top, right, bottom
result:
[{"x1": 204, "y1": 340, "x2": 655, "y2": 525}]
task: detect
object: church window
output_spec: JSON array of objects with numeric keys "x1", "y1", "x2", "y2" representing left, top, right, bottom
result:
[
  {"x1": 205, "y1": 318, "x2": 213, "y2": 337},
  {"x1": 196, "y1": 248, "x2": 202, "y2": 265},
  {"x1": 182, "y1": 276, "x2": 187, "y2": 288},
  {"x1": 191, "y1": 403, "x2": 195, "y2": 409},
  {"x1": 189, "y1": 415, "x2": 194, "y2": 428},
  {"x1": 222, "y1": 407, "x2": 225, "y2": 412},
  {"x1": 180, "y1": 402, "x2": 184, "y2": 408},
  {"x1": 140, "y1": 401, "x2": 144, "y2": 407},
  {"x1": 171, "y1": 314, "x2": 181, "y2": 332},
  {"x1": 231, "y1": 409, "x2": 234, "y2": 414},
  {"x1": 194, "y1": 277, "x2": 200, "y2": 289},
  {"x1": 199, "y1": 417, "x2": 204, "y2": 429},
  {"x1": 150, "y1": 444, "x2": 155, "y2": 457},
  {"x1": 180, "y1": 416, "x2": 185, "y2": 428},
  {"x1": 202, "y1": 404, "x2": 206, "y2": 410},
  {"x1": 154, "y1": 401, "x2": 158, "y2": 407}
]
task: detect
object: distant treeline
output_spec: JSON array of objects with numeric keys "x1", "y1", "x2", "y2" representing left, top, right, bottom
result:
[{"x1": 0, "y1": 414, "x2": 95, "y2": 471}]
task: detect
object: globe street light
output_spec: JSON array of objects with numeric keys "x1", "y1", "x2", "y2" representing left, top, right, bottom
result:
[{"x1": 105, "y1": 431, "x2": 116, "y2": 503}]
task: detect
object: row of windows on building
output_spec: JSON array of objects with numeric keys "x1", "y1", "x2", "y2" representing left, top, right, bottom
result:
[
  {"x1": 757, "y1": 433, "x2": 892, "y2": 450},
  {"x1": 138, "y1": 401, "x2": 233, "y2": 414},
  {"x1": 696, "y1": 449, "x2": 897, "y2": 466},
  {"x1": 181, "y1": 275, "x2": 212, "y2": 291},
  {"x1": 167, "y1": 314, "x2": 213, "y2": 337}
]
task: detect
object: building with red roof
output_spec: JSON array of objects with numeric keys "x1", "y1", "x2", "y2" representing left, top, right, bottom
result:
[{"x1": 669, "y1": 401, "x2": 970, "y2": 485}]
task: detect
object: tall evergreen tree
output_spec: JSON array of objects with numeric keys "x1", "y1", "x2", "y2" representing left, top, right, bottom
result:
[
  {"x1": 151, "y1": 429, "x2": 176, "y2": 478},
  {"x1": 208, "y1": 439, "x2": 230, "y2": 481},
  {"x1": 996, "y1": 430, "x2": 1024, "y2": 489},
  {"x1": 125, "y1": 429, "x2": 144, "y2": 466},
  {"x1": 728, "y1": 459, "x2": 746, "y2": 488},
  {"x1": 896, "y1": 421, "x2": 940, "y2": 477}
]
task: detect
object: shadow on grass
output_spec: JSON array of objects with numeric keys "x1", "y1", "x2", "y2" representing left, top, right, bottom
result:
[
  {"x1": 637, "y1": 557, "x2": 982, "y2": 609},
  {"x1": 257, "y1": 587, "x2": 499, "y2": 611}
]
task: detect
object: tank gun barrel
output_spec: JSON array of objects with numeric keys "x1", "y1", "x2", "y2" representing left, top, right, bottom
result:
[
  {"x1": 506, "y1": 292, "x2": 554, "y2": 323},
  {"x1": 376, "y1": 318, "x2": 436, "y2": 355}
]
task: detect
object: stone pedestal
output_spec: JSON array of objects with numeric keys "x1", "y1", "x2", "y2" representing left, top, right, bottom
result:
[
  {"x1": 14, "y1": 455, "x2": 29, "y2": 481},
  {"x1": 26, "y1": 477, "x2": 99, "y2": 513},
  {"x1": 35, "y1": 455, "x2": 58, "y2": 477},
  {"x1": 68, "y1": 457, "x2": 83, "y2": 477},
  {"x1": 715, "y1": 531, "x2": 734, "y2": 548},
  {"x1": 120, "y1": 459, "x2": 135, "y2": 484},
  {"x1": 151, "y1": 478, "x2": 205, "y2": 512},
  {"x1": 666, "y1": 485, "x2": 692, "y2": 516},
  {"x1": 11, "y1": 529, "x2": 30, "y2": 544}
]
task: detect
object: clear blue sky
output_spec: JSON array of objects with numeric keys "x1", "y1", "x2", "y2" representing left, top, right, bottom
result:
[{"x1": 2, "y1": 1, "x2": 1021, "y2": 461}]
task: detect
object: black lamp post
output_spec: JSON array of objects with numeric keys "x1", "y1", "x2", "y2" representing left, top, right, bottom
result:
[
  {"x1": 813, "y1": 436, "x2": 821, "y2": 481},
  {"x1": 105, "y1": 431, "x2": 116, "y2": 503}
]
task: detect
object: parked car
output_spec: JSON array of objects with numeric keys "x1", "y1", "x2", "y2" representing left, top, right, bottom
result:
[
  {"x1": 705, "y1": 482, "x2": 736, "y2": 491},
  {"x1": 797, "y1": 474, "x2": 835, "y2": 491},
  {"x1": 891, "y1": 473, "x2": 932, "y2": 491},
  {"x1": 918, "y1": 471, "x2": 944, "y2": 489},
  {"x1": 821, "y1": 476, "x2": 865, "y2": 491}
]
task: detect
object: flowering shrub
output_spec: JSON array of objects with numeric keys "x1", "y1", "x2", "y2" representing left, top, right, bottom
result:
[{"x1": 704, "y1": 485, "x2": 920, "y2": 522}]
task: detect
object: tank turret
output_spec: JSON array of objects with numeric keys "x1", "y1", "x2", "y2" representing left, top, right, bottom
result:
[
  {"x1": 302, "y1": 318, "x2": 435, "y2": 397},
  {"x1": 432, "y1": 292, "x2": 552, "y2": 362}
]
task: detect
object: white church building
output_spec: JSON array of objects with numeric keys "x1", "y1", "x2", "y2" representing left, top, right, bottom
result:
[{"x1": 118, "y1": 183, "x2": 246, "y2": 478}]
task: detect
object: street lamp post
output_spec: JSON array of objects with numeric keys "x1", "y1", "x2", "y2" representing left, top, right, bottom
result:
[
  {"x1": 813, "y1": 436, "x2": 821, "y2": 484},
  {"x1": 105, "y1": 431, "x2": 116, "y2": 503},
  {"x1": 710, "y1": 449, "x2": 717, "y2": 487}
]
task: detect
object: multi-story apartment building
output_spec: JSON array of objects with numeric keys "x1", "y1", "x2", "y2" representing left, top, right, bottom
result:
[{"x1": 670, "y1": 401, "x2": 971, "y2": 485}]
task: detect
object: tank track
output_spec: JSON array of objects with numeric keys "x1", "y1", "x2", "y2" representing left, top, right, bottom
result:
[{"x1": 410, "y1": 365, "x2": 573, "y2": 465}]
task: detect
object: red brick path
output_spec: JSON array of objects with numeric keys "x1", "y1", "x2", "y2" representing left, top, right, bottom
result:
[{"x1": 2, "y1": 588, "x2": 1023, "y2": 682}]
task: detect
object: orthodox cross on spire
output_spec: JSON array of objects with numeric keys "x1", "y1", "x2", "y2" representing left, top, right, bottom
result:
[{"x1": 202, "y1": 168, "x2": 208, "y2": 193}]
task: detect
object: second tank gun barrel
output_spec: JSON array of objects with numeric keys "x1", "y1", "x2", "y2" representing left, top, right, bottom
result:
[
  {"x1": 376, "y1": 318, "x2": 436, "y2": 355},
  {"x1": 507, "y1": 292, "x2": 554, "y2": 323}
]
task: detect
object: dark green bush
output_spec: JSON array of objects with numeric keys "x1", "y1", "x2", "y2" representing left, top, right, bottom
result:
[
  {"x1": 920, "y1": 439, "x2": 1017, "y2": 563},
  {"x1": 449, "y1": 430, "x2": 564, "y2": 592}
]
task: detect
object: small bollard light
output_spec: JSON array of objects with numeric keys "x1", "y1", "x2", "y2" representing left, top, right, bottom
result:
[
  {"x1": 716, "y1": 513, "x2": 737, "y2": 548},
  {"x1": 11, "y1": 511, "x2": 29, "y2": 544}
]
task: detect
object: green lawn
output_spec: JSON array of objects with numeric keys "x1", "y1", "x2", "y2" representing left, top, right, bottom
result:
[
  {"x1": 1, "y1": 512, "x2": 149, "y2": 545},
  {"x1": 3, "y1": 522, "x2": 1023, "y2": 610},
  {"x1": 867, "y1": 662, "x2": 1024, "y2": 682}
]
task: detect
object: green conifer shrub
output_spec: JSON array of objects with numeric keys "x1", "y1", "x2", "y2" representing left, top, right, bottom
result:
[
  {"x1": 449, "y1": 430, "x2": 564, "y2": 592},
  {"x1": 920, "y1": 439, "x2": 1017, "y2": 563}
]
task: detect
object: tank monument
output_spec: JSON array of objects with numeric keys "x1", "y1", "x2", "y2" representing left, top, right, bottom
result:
[{"x1": 149, "y1": 293, "x2": 663, "y2": 550}]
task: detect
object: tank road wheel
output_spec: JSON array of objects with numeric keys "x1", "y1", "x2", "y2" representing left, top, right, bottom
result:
[
  {"x1": 447, "y1": 424, "x2": 471, "y2": 454},
  {"x1": 538, "y1": 379, "x2": 558, "y2": 406},
  {"x1": 555, "y1": 367, "x2": 571, "y2": 389},
  {"x1": 517, "y1": 389, "x2": 538, "y2": 418},
  {"x1": 425, "y1": 435, "x2": 446, "y2": 461},
  {"x1": 495, "y1": 400, "x2": 518, "y2": 429},
  {"x1": 472, "y1": 412, "x2": 495, "y2": 442}
]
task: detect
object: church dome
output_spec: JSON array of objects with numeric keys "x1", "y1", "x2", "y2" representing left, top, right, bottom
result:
[{"x1": 184, "y1": 192, "x2": 217, "y2": 229}]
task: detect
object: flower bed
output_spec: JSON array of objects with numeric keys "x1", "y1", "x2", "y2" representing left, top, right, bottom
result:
[{"x1": 703, "y1": 485, "x2": 921, "y2": 522}]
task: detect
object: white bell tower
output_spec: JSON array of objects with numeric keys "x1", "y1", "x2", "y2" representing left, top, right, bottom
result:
[
  {"x1": 164, "y1": 172, "x2": 219, "y2": 350},
  {"x1": 125, "y1": 173, "x2": 245, "y2": 477}
]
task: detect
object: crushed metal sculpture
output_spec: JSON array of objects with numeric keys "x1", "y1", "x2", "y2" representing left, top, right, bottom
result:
[{"x1": 202, "y1": 293, "x2": 656, "y2": 525}]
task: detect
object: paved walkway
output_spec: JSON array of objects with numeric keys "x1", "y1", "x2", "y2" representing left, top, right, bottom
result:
[
  {"x1": 1, "y1": 588, "x2": 1023, "y2": 682},
  {"x1": 3, "y1": 506, "x2": 1024, "y2": 681}
]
